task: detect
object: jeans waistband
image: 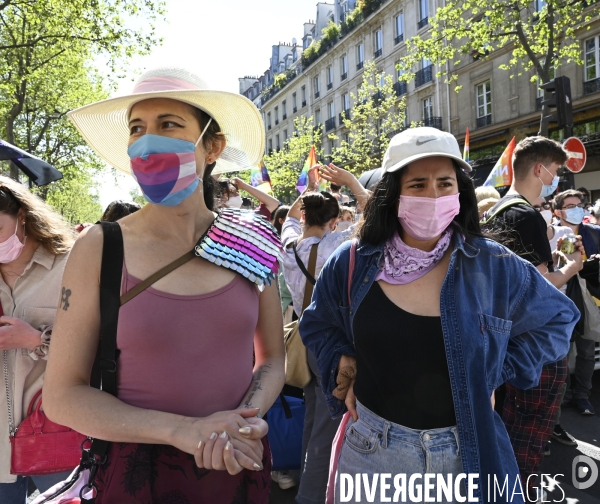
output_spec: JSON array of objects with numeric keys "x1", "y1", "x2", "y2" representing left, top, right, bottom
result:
[{"x1": 356, "y1": 400, "x2": 459, "y2": 450}]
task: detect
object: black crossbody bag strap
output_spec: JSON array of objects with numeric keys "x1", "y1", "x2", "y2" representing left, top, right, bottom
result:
[{"x1": 292, "y1": 240, "x2": 317, "y2": 285}]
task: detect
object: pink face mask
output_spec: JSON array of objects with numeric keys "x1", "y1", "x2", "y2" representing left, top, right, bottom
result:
[
  {"x1": 0, "y1": 219, "x2": 26, "y2": 263},
  {"x1": 398, "y1": 193, "x2": 460, "y2": 241}
]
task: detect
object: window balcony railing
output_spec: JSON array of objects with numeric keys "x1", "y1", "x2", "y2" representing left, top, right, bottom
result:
[
  {"x1": 327, "y1": 82, "x2": 333, "y2": 90},
  {"x1": 372, "y1": 90, "x2": 384, "y2": 102},
  {"x1": 341, "y1": 72, "x2": 348, "y2": 81},
  {"x1": 374, "y1": 48, "x2": 383, "y2": 58},
  {"x1": 268, "y1": 125, "x2": 272, "y2": 130},
  {"x1": 293, "y1": 106, "x2": 297, "y2": 113},
  {"x1": 418, "y1": 17, "x2": 429, "y2": 29},
  {"x1": 275, "y1": 119, "x2": 279, "y2": 125},
  {"x1": 476, "y1": 114, "x2": 492, "y2": 128},
  {"x1": 536, "y1": 97, "x2": 543, "y2": 110},
  {"x1": 415, "y1": 65, "x2": 433, "y2": 87},
  {"x1": 422, "y1": 116, "x2": 442, "y2": 129},
  {"x1": 395, "y1": 34, "x2": 404, "y2": 44},
  {"x1": 584, "y1": 77, "x2": 600, "y2": 95},
  {"x1": 339, "y1": 109, "x2": 351, "y2": 123},
  {"x1": 283, "y1": 114, "x2": 287, "y2": 120},
  {"x1": 325, "y1": 117, "x2": 336, "y2": 132},
  {"x1": 302, "y1": 100, "x2": 307, "y2": 108},
  {"x1": 315, "y1": 91, "x2": 320, "y2": 99},
  {"x1": 394, "y1": 81, "x2": 407, "y2": 96},
  {"x1": 357, "y1": 61, "x2": 364, "y2": 71}
]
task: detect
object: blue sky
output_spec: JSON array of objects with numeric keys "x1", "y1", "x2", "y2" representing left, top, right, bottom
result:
[{"x1": 99, "y1": 0, "x2": 321, "y2": 206}]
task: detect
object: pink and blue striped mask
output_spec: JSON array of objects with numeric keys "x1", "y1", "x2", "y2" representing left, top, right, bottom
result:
[{"x1": 128, "y1": 119, "x2": 212, "y2": 206}]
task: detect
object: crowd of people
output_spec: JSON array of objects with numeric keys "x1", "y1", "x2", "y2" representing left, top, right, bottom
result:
[{"x1": 0, "y1": 67, "x2": 595, "y2": 504}]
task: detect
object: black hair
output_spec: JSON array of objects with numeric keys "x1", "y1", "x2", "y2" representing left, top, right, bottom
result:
[
  {"x1": 191, "y1": 108, "x2": 224, "y2": 211},
  {"x1": 300, "y1": 192, "x2": 340, "y2": 228},
  {"x1": 101, "y1": 200, "x2": 141, "y2": 222},
  {"x1": 358, "y1": 163, "x2": 482, "y2": 245},
  {"x1": 272, "y1": 205, "x2": 290, "y2": 235},
  {"x1": 330, "y1": 183, "x2": 341, "y2": 192},
  {"x1": 216, "y1": 178, "x2": 238, "y2": 201}
]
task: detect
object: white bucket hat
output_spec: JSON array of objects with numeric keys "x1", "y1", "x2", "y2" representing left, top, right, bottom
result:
[
  {"x1": 68, "y1": 68, "x2": 265, "y2": 175},
  {"x1": 382, "y1": 127, "x2": 472, "y2": 173}
]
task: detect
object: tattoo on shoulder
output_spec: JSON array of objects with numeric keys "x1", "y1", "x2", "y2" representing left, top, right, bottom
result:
[{"x1": 60, "y1": 287, "x2": 72, "y2": 311}]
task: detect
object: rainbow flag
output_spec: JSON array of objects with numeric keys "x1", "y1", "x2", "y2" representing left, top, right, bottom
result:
[
  {"x1": 463, "y1": 128, "x2": 470, "y2": 164},
  {"x1": 483, "y1": 137, "x2": 516, "y2": 188},
  {"x1": 296, "y1": 146, "x2": 319, "y2": 193},
  {"x1": 250, "y1": 161, "x2": 273, "y2": 194}
]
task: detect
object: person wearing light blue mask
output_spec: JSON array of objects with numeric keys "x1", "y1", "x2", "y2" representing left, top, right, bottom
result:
[{"x1": 483, "y1": 136, "x2": 584, "y2": 498}]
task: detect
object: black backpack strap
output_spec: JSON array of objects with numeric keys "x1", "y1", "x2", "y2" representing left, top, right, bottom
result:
[{"x1": 88, "y1": 221, "x2": 124, "y2": 462}]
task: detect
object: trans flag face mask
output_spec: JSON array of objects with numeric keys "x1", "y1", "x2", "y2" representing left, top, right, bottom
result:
[{"x1": 128, "y1": 118, "x2": 212, "y2": 206}]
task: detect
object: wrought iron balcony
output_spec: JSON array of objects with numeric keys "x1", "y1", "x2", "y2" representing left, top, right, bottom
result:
[
  {"x1": 418, "y1": 17, "x2": 429, "y2": 29},
  {"x1": 357, "y1": 61, "x2": 364, "y2": 71},
  {"x1": 302, "y1": 100, "x2": 307, "y2": 108},
  {"x1": 374, "y1": 48, "x2": 383, "y2": 58},
  {"x1": 268, "y1": 125, "x2": 271, "y2": 130},
  {"x1": 275, "y1": 119, "x2": 279, "y2": 125},
  {"x1": 536, "y1": 97, "x2": 542, "y2": 110},
  {"x1": 325, "y1": 117, "x2": 336, "y2": 132},
  {"x1": 422, "y1": 116, "x2": 442, "y2": 129},
  {"x1": 476, "y1": 114, "x2": 492, "y2": 128},
  {"x1": 339, "y1": 109, "x2": 351, "y2": 124},
  {"x1": 293, "y1": 106, "x2": 297, "y2": 113},
  {"x1": 282, "y1": 114, "x2": 287, "y2": 120},
  {"x1": 394, "y1": 81, "x2": 407, "y2": 96},
  {"x1": 372, "y1": 91, "x2": 384, "y2": 102},
  {"x1": 341, "y1": 72, "x2": 347, "y2": 81},
  {"x1": 327, "y1": 82, "x2": 333, "y2": 90},
  {"x1": 315, "y1": 91, "x2": 320, "y2": 99},
  {"x1": 395, "y1": 34, "x2": 404, "y2": 45},
  {"x1": 584, "y1": 77, "x2": 600, "y2": 95},
  {"x1": 415, "y1": 65, "x2": 433, "y2": 87}
]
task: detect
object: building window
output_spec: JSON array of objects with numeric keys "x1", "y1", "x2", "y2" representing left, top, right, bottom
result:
[
  {"x1": 314, "y1": 76, "x2": 320, "y2": 98},
  {"x1": 374, "y1": 29, "x2": 383, "y2": 58},
  {"x1": 327, "y1": 66, "x2": 333, "y2": 90},
  {"x1": 268, "y1": 139, "x2": 273, "y2": 152},
  {"x1": 418, "y1": 0, "x2": 429, "y2": 28},
  {"x1": 341, "y1": 55, "x2": 348, "y2": 80},
  {"x1": 342, "y1": 92, "x2": 350, "y2": 112},
  {"x1": 292, "y1": 92, "x2": 297, "y2": 112},
  {"x1": 274, "y1": 106, "x2": 279, "y2": 125},
  {"x1": 585, "y1": 36, "x2": 600, "y2": 95},
  {"x1": 275, "y1": 134, "x2": 280, "y2": 150},
  {"x1": 344, "y1": 133, "x2": 350, "y2": 144},
  {"x1": 422, "y1": 96, "x2": 433, "y2": 121},
  {"x1": 315, "y1": 109, "x2": 321, "y2": 126},
  {"x1": 282, "y1": 100, "x2": 287, "y2": 119},
  {"x1": 301, "y1": 86, "x2": 307, "y2": 106},
  {"x1": 357, "y1": 43, "x2": 364, "y2": 70},
  {"x1": 283, "y1": 129, "x2": 288, "y2": 142},
  {"x1": 328, "y1": 101, "x2": 335, "y2": 119},
  {"x1": 535, "y1": 0, "x2": 547, "y2": 12},
  {"x1": 476, "y1": 81, "x2": 492, "y2": 127},
  {"x1": 267, "y1": 112, "x2": 272, "y2": 130},
  {"x1": 326, "y1": 102, "x2": 336, "y2": 131},
  {"x1": 395, "y1": 13, "x2": 404, "y2": 44},
  {"x1": 415, "y1": 58, "x2": 433, "y2": 87}
]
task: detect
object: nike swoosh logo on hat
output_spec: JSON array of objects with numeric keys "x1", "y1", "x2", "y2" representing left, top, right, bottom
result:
[{"x1": 416, "y1": 138, "x2": 437, "y2": 146}]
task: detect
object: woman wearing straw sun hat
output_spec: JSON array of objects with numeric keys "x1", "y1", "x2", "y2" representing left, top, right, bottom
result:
[{"x1": 42, "y1": 68, "x2": 285, "y2": 503}]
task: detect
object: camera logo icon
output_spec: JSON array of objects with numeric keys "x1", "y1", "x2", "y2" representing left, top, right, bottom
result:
[{"x1": 572, "y1": 455, "x2": 598, "y2": 490}]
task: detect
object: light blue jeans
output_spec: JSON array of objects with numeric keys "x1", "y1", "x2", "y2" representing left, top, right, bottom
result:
[{"x1": 335, "y1": 401, "x2": 464, "y2": 504}]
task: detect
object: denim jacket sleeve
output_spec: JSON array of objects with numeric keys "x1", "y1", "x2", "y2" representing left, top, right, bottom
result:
[
  {"x1": 299, "y1": 243, "x2": 355, "y2": 418},
  {"x1": 503, "y1": 256, "x2": 579, "y2": 389}
]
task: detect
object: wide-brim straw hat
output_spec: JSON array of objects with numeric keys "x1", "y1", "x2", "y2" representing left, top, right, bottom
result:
[{"x1": 68, "y1": 68, "x2": 265, "y2": 175}]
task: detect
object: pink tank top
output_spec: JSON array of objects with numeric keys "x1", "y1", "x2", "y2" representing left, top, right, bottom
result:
[{"x1": 116, "y1": 263, "x2": 259, "y2": 418}]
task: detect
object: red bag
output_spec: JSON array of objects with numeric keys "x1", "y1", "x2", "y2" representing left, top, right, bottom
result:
[{"x1": 10, "y1": 389, "x2": 87, "y2": 476}]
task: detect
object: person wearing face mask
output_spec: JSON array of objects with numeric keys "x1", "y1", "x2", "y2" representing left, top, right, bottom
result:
[
  {"x1": 0, "y1": 177, "x2": 75, "y2": 502},
  {"x1": 482, "y1": 136, "x2": 584, "y2": 500},
  {"x1": 299, "y1": 128, "x2": 578, "y2": 504},
  {"x1": 281, "y1": 165, "x2": 368, "y2": 504},
  {"x1": 552, "y1": 189, "x2": 600, "y2": 417},
  {"x1": 41, "y1": 68, "x2": 286, "y2": 503},
  {"x1": 335, "y1": 207, "x2": 355, "y2": 232}
]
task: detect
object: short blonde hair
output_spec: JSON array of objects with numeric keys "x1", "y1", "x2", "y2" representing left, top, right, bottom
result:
[
  {"x1": 475, "y1": 186, "x2": 501, "y2": 203},
  {"x1": 477, "y1": 197, "x2": 499, "y2": 219}
]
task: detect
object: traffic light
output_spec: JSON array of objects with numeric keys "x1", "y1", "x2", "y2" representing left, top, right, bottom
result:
[{"x1": 540, "y1": 76, "x2": 573, "y2": 129}]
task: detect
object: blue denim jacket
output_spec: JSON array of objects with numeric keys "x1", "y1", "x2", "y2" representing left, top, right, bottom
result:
[{"x1": 299, "y1": 232, "x2": 578, "y2": 503}]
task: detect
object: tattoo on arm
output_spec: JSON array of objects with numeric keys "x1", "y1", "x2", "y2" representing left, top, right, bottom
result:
[
  {"x1": 240, "y1": 364, "x2": 272, "y2": 409},
  {"x1": 60, "y1": 287, "x2": 72, "y2": 311}
]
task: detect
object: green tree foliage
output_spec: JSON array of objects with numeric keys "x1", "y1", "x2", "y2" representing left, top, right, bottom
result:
[
  {"x1": 0, "y1": 0, "x2": 165, "y2": 223},
  {"x1": 400, "y1": 0, "x2": 597, "y2": 136},
  {"x1": 330, "y1": 61, "x2": 406, "y2": 174},
  {"x1": 262, "y1": 116, "x2": 323, "y2": 201}
]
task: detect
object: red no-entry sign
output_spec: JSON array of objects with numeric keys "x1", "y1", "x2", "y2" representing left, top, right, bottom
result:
[{"x1": 563, "y1": 137, "x2": 587, "y2": 173}]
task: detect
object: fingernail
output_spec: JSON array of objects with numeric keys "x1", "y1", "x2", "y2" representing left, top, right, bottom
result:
[
  {"x1": 197, "y1": 440, "x2": 203, "y2": 450},
  {"x1": 209, "y1": 432, "x2": 217, "y2": 440},
  {"x1": 239, "y1": 426, "x2": 252, "y2": 435},
  {"x1": 225, "y1": 441, "x2": 232, "y2": 451},
  {"x1": 253, "y1": 463, "x2": 262, "y2": 471},
  {"x1": 220, "y1": 431, "x2": 228, "y2": 439}
]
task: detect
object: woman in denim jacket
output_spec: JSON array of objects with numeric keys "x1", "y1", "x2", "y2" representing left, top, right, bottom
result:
[{"x1": 300, "y1": 127, "x2": 578, "y2": 504}]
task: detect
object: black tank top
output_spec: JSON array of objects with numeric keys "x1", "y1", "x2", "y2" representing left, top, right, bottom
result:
[{"x1": 353, "y1": 282, "x2": 456, "y2": 429}]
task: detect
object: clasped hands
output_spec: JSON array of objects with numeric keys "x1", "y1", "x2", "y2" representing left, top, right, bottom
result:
[{"x1": 174, "y1": 408, "x2": 267, "y2": 475}]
